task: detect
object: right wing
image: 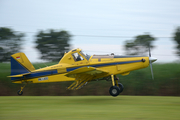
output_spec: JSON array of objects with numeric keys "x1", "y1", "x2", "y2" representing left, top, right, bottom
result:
[{"x1": 65, "y1": 66, "x2": 109, "y2": 90}]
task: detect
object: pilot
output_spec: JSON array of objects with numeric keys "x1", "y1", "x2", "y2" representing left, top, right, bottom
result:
[{"x1": 76, "y1": 55, "x2": 81, "y2": 61}]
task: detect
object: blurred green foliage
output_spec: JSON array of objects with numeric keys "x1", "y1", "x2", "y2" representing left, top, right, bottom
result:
[
  {"x1": 35, "y1": 29, "x2": 71, "y2": 62},
  {"x1": 124, "y1": 34, "x2": 156, "y2": 55},
  {"x1": 173, "y1": 26, "x2": 180, "y2": 57},
  {"x1": 0, "y1": 63, "x2": 180, "y2": 96},
  {"x1": 0, "y1": 27, "x2": 24, "y2": 62}
]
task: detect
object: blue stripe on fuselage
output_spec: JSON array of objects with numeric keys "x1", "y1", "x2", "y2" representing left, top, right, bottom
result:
[
  {"x1": 25, "y1": 70, "x2": 58, "y2": 79},
  {"x1": 91, "y1": 60, "x2": 141, "y2": 67},
  {"x1": 67, "y1": 60, "x2": 142, "y2": 72},
  {"x1": 11, "y1": 70, "x2": 58, "y2": 81}
]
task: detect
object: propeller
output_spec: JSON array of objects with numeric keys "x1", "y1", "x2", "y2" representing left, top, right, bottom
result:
[{"x1": 148, "y1": 46, "x2": 157, "y2": 80}]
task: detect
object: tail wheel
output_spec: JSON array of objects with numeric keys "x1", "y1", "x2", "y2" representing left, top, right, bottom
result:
[
  {"x1": 17, "y1": 90, "x2": 23, "y2": 95},
  {"x1": 116, "y1": 83, "x2": 124, "y2": 93},
  {"x1": 17, "y1": 83, "x2": 27, "y2": 95},
  {"x1": 109, "y1": 86, "x2": 120, "y2": 97}
]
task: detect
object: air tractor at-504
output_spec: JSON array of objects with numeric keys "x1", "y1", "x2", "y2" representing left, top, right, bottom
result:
[{"x1": 8, "y1": 48, "x2": 157, "y2": 97}]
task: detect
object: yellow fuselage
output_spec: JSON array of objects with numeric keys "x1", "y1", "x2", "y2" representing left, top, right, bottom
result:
[{"x1": 12, "y1": 49, "x2": 149, "y2": 84}]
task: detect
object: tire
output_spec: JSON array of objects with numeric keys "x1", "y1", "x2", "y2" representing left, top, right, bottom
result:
[
  {"x1": 116, "y1": 83, "x2": 124, "y2": 93},
  {"x1": 17, "y1": 90, "x2": 23, "y2": 95},
  {"x1": 109, "y1": 86, "x2": 120, "y2": 97}
]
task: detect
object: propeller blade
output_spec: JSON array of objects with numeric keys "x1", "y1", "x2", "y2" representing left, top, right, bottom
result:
[
  {"x1": 148, "y1": 46, "x2": 157, "y2": 80},
  {"x1": 149, "y1": 60, "x2": 154, "y2": 80},
  {"x1": 149, "y1": 46, "x2": 151, "y2": 57}
]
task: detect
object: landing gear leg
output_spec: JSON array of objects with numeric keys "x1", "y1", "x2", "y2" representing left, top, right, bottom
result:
[
  {"x1": 109, "y1": 75, "x2": 120, "y2": 97},
  {"x1": 17, "y1": 83, "x2": 27, "y2": 95},
  {"x1": 114, "y1": 76, "x2": 124, "y2": 93}
]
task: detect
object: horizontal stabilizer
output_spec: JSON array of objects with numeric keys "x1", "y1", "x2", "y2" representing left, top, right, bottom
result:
[{"x1": 8, "y1": 73, "x2": 31, "y2": 77}]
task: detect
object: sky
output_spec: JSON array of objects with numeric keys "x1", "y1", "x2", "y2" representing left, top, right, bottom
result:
[{"x1": 0, "y1": 0, "x2": 180, "y2": 63}]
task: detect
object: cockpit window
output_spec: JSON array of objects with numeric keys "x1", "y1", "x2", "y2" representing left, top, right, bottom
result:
[
  {"x1": 72, "y1": 52, "x2": 84, "y2": 62},
  {"x1": 80, "y1": 51, "x2": 91, "y2": 60}
]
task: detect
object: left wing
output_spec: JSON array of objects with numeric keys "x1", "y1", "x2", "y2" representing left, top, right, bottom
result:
[{"x1": 65, "y1": 66, "x2": 109, "y2": 90}]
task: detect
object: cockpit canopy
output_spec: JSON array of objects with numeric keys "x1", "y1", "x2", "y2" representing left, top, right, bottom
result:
[{"x1": 59, "y1": 48, "x2": 91, "y2": 64}]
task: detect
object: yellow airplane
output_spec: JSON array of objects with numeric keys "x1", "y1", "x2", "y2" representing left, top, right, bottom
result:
[{"x1": 8, "y1": 48, "x2": 157, "y2": 97}]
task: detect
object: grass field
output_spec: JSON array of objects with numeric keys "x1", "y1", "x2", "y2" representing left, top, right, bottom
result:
[{"x1": 0, "y1": 96, "x2": 180, "y2": 120}]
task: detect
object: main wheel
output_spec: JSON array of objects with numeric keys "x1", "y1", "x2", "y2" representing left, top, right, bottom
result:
[
  {"x1": 116, "y1": 83, "x2": 124, "y2": 93},
  {"x1": 17, "y1": 90, "x2": 23, "y2": 95},
  {"x1": 109, "y1": 86, "x2": 120, "y2": 97}
]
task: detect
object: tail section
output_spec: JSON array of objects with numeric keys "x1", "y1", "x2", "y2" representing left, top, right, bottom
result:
[{"x1": 10, "y1": 52, "x2": 35, "y2": 80}]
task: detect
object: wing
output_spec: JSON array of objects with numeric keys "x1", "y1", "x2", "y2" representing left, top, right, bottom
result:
[{"x1": 65, "y1": 66, "x2": 109, "y2": 90}]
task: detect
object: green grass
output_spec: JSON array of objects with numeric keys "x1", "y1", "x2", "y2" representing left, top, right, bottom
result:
[
  {"x1": 0, "y1": 63, "x2": 10, "y2": 77},
  {"x1": 0, "y1": 96, "x2": 180, "y2": 120}
]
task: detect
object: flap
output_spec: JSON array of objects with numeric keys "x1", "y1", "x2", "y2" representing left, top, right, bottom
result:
[{"x1": 121, "y1": 72, "x2": 130, "y2": 76}]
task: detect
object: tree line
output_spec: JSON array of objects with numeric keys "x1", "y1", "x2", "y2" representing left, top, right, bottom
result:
[{"x1": 0, "y1": 27, "x2": 180, "y2": 62}]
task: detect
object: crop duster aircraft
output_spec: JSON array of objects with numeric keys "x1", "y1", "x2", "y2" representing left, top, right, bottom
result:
[{"x1": 8, "y1": 48, "x2": 157, "y2": 97}]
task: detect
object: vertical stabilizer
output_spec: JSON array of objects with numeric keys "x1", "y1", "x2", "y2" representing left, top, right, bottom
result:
[{"x1": 10, "y1": 53, "x2": 35, "y2": 77}]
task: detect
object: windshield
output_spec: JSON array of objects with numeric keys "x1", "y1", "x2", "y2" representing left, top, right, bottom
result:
[{"x1": 80, "y1": 51, "x2": 91, "y2": 61}]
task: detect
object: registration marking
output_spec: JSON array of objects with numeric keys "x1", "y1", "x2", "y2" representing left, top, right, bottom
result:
[{"x1": 38, "y1": 77, "x2": 48, "y2": 81}]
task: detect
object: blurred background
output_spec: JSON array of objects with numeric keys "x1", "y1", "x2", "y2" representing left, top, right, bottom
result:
[{"x1": 0, "y1": 0, "x2": 180, "y2": 96}]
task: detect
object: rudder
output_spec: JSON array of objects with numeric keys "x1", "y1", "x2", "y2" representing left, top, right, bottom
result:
[{"x1": 10, "y1": 52, "x2": 35, "y2": 77}]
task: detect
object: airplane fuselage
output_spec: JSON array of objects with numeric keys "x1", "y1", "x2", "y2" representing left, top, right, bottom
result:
[{"x1": 12, "y1": 49, "x2": 149, "y2": 84}]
